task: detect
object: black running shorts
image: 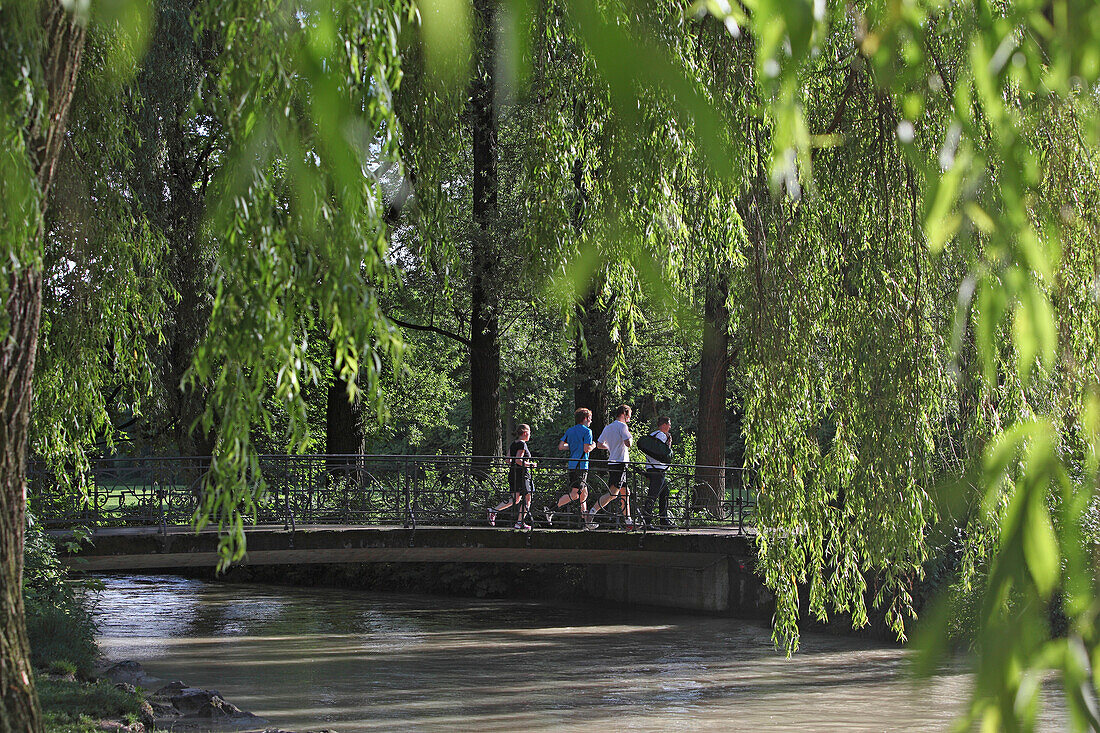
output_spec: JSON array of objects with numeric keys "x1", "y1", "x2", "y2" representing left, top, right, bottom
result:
[{"x1": 608, "y1": 463, "x2": 628, "y2": 490}]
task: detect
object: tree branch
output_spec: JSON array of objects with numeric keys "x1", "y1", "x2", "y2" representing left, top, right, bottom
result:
[
  {"x1": 387, "y1": 315, "x2": 470, "y2": 346},
  {"x1": 189, "y1": 133, "x2": 221, "y2": 182},
  {"x1": 823, "y1": 61, "x2": 860, "y2": 135}
]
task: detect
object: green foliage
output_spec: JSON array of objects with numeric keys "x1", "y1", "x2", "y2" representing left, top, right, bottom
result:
[
  {"x1": 186, "y1": 0, "x2": 411, "y2": 564},
  {"x1": 23, "y1": 517, "x2": 98, "y2": 677},
  {"x1": 8, "y1": 0, "x2": 1100, "y2": 729},
  {"x1": 0, "y1": 1, "x2": 46, "y2": 292},
  {"x1": 408, "y1": 0, "x2": 1100, "y2": 727},
  {"x1": 35, "y1": 12, "x2": 173, "y2": 475}
]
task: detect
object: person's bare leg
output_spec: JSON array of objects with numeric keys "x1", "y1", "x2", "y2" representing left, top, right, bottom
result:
[
  {"x1": 614, "y1": 486, "x2": 628, "y2": 520},
  {"x1": 512, "y1": 492, "x2": 531, "y2": 527},
  {"x1": 489, "y1": 495, "x2": 518, "y2": 526}
]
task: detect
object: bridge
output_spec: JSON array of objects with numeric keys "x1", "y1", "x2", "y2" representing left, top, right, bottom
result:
[{"x1": 33, "y1": 454, "x2": 769, "y2": 615}]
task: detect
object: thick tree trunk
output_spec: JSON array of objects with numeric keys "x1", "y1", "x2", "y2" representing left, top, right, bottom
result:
[
  {"x1": 326, "y1": 353, "x2": 363, "y2": 481},
  {"x1": 469, "y1": 0, "x2": 502, "y2": 461},
  {"x1": 326, "y1": 375, "x2": 363, "y2": 455},
  {"x1": 0, "y1": 273, "x2": 45, "y2": 733},
  {"x1": 694, "y1": 272, "x2": 730, "y2": 517},
  {"x1": 132, "y1": 0, "x2": 214, "y2": 456},
  {"x1": 2, "y1": 5, "x2": 85, "y2": 731}
]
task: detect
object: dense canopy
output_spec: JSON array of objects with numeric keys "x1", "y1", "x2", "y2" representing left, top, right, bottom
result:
[{"x1": 2, "y1": 0, "x2": 1100, "y2": 730}]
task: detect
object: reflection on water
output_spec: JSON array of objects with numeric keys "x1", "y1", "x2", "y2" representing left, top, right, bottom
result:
[{"x1": 92, "y1": 575, "x2": 1064, "y2": 732}]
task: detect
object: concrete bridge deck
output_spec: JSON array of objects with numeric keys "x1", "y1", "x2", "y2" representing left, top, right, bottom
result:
[
  {"x1": 54, "y1": 524, "x2": 769, "y2": 615},
  {"x1": 54, "y1": 524, "x2": 755, "y2": 572}
]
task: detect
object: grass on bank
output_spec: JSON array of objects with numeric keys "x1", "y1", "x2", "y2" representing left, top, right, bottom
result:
[{"x1": 38, "y1": 676, "x2": 149, "y2": 733}]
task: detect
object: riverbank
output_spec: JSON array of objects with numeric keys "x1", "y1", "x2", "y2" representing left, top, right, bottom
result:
[
  {"x1": 38, "y1": 673, "x2": 151, "y2": 733},
  {"x1": 41, "y1": 659, "x2": 333, "y2": 733},
  {"x1": 32, "y1": 610, "x2": 272, "y2": 732},
  {"x1": 25, "y1": 516, "x2": 270, "y2": 733}
]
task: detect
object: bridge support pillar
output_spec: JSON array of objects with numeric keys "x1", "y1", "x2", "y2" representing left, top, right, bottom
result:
[{"x1": 584, "y1": 556, "x2": 771, "y2": 616}]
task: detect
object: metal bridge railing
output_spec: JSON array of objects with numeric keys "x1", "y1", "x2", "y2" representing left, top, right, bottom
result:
[{"x1": 27, "y1": 454, "x2": 757, "y2": 534}]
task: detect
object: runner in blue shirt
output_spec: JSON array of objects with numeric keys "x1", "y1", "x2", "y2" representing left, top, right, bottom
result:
[{"x1": 544, "y1": 408, "x2": 597, "y2": 528}]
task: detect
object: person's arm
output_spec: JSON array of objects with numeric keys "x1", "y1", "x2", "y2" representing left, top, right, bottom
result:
[
  {"x1": 623, "y1": 427, "x2": 633, "y2": 448},
  {"x1": 558, "y1": 440, "x2": 569, "y2": 451},
  {"x1": 584, "y1": 441, "x2": 596, "y2": 453},
  {"x1": 595, "y1": 427, "x2": 608, "y2": 451}
]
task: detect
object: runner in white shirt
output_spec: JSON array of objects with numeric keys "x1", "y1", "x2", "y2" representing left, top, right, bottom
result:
[{"x1": 589, "y1": 405, "x2": 635, "y2": 529}]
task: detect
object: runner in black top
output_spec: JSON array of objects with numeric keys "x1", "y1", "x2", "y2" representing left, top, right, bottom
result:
[{"x1": 488, "y1": 424, "x2": 537, "y2": 529}]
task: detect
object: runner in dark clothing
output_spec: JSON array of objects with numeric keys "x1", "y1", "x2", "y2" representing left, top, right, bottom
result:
[
  {"x1": 488, "y1": 424, "x2": 536, "y2": 529},
  {"x1": 643, "y1": 416, "x2": 673, "y2": 527}
]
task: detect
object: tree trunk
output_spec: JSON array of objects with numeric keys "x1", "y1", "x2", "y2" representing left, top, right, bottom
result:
[
  {"x1": 574, "y1": 295, "x2": 612, "y2": 438},
  {"x1": 694, "y1": 272, "x2": 729, "y2": 517},
  {"x1": 503, "y1": 383, "x2": 515, "y2": 447},
  {"x1": 2, "y1": 5, "x2": 86, "y2": 731},
  {"x1": 568, "y1": 124, "x2": 611, "y2": 438},
  {"x1": 469, "y1": 0, "x2": 502, "y2": 461},
  {"x1": 326, "y1": 350, "x2": 363, "y2": 481},
  {"x1": 0, "y1": 273, "x2": 45, "y2": 733},
  {"x1": 326, "y1": 350, "x2": 363, "y2": 456}
]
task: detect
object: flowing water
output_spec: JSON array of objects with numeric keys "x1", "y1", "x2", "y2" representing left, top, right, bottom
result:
[{"x1": 92, "y1": 575, "x2": 1065, "y2": 732}]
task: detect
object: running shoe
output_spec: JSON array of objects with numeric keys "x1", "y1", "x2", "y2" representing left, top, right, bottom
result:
[
  {"x1": 487, "y1": 509, "x2": 496, "y2": 527},
  {"x1": 583, "y1": 519, "x2": 599, "y2": 530},
  {"x1": 543, "y1": 507, "x2": 554, "y2": 526},
  {"x1": 514, "y1": 521, "x2": 532, "y2": 530},
  {"x1": 623, "y1": 517, "x2": 636, "y2": 530}
]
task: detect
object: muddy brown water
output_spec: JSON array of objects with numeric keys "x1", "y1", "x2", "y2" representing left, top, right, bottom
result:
[{"x1": 91, "y1": 575, "x2": 1065, "y2": 731}]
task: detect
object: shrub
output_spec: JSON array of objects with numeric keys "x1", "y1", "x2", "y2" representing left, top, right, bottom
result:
[
  {"x1": 48, "y1": 660, "x2": 78, "y2": 677},
  {"x1": 23, "y1": 515, "x2": 99, "y2": 676}
]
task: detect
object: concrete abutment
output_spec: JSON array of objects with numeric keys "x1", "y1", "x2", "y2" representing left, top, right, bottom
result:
[{"x1": 584, "y1": 557, "x2": 773, "y2": 617}]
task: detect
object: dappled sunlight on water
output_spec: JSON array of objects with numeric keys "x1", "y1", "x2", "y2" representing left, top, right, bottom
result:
[{"x1": 93, "y1": 575, "x2": 1065, "y2": 732}]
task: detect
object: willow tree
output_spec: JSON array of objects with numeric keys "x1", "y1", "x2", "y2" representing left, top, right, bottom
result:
[
  {"x1": 462, "y1": 0, "x2": 1100, "y2": 728},
  {"x1": 127, "y1": 0, "x2": 221, "y2": 455},
  {"x1": 390, "y1": 0, "x2": 521, "y2": 459},
  {"x1": 515, "y1": 0, "x2": 721, "y2": 439},
  {"x1": 688, "y1": 1, "x2": 1100, "y2": 729},
  {"x1": 5, "y1": 3, "x2": 1100, "y2": 733},
  {"x1": 2, "y1": 1, "x2": 409, "y2": 729},
  {"x1": 2, "y1": 3, "x2": 114, "y2": 727}
]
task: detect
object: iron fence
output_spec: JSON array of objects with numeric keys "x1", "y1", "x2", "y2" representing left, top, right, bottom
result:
[{"x1": 28, "y1": 454, "x2": 756, "y2": 534}]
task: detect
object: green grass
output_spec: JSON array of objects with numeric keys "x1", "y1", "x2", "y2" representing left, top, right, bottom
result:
[{"x1": 38, "y1": 676, "x2": 149, "y2": 733}]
